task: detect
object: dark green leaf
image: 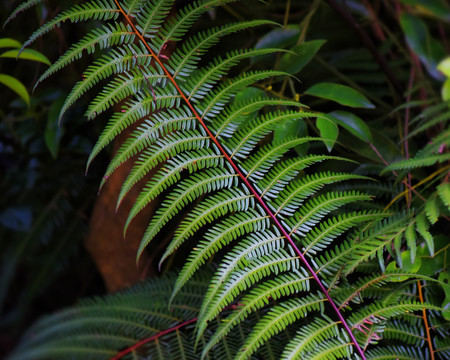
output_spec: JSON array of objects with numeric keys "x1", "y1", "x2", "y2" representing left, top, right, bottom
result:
[
  {"x1": 328, "y1": 110, "x2": 372, "y2": 143},
  {"x1": 304, "y1": 82, "x2": 375, "y2": 109},
  {"x1": 316, "y1": 114, "x2": 338, "y2": 152},
  {"x1": 278, "y1": 39, "x2": 326, "y2": 75}
]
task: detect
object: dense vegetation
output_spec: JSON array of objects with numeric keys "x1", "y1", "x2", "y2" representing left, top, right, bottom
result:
[{"x1": 1, "y1": 0, "x2": 449, "y2": 359}]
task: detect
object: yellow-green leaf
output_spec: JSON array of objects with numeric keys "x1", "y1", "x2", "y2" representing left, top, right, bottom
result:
[
  {"x1": 1, "y1": 49, "x2": 51, "y2": 65},
  {"x1": 0, "y1": 73, "x2": 30, "y2": 106},
  {"x1": 0, "y1": 38, "x2": 21, "y2": 48}
]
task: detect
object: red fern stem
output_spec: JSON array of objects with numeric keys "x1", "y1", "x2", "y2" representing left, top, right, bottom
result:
[
  {"x1": 112, "y1": 1, "x2": 367, "y2": 358},
  {"x1": 110, "y1": 317, "x2": 198, "y2": 360}
]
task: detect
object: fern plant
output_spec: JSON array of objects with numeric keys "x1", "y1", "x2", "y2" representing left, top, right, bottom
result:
[{"x1": 6, "y1": 0, "x2": 449, "y2": 359}]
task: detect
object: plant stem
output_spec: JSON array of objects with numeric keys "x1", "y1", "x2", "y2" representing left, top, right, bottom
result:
[
  {"x1": 110, "y1": 317, "x2": 198, "y2": 360},
  {"x1": 417, "y1": 281, "x2": 435, "y2": 360}
]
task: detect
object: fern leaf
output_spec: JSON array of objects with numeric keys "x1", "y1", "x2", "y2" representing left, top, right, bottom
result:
[
  {"x1": 3, "y1": 0, "x2": 43, "y2": 27},
  {"x1": 235, "y1": 294, "x2": 326, "y2": 360},
  {"x1": 22, "y1": 0, "x2": 120, "y2": 50},
  {"x1": 202, "y1": 271, "x2": 310, "y2": 357},
  {"x1": 437, "y1": 182, "x2": 450, "y2": 209},
  {"x1": 415, "y1": 213, "x2": 434, "y2": 256},
  {"x1": 36, "y1": 23, "x2": 136, "y2": 90}
]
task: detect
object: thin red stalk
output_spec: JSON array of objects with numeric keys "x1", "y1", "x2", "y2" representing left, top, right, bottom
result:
[
  {"x1": 113, "y1": 1, "x2": 367, "y2": 358},
  {"x1": 110, "y1": 317, "x2": 197, "y2": 360}
]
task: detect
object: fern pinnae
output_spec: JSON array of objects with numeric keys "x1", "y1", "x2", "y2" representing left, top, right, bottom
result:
[
  {"x1": 134, "y1": 0, "x2": 175, "y2": 38},
  {"x1": 287, "y1": 191, "x2": 374, "y2": 237},
  {"x1": 117, "y1": 132, "x2": 212, "y2": 208},
  {"x1": 302, "y1": 211, "x2": 385, "y2": 256},
  {"x1": 171, "y1": 209, "x2": 271, "y2": 299},
  {"x1": 170, "y1": 188, "x2": 254, "y2": 251},
  {"x1": 36, "y1": 23, "x2": 136, "y2": 91},
  {"x1": 99, "y1": 109, "x2": 198, "y2": 189},
  {"x1": 213, "y1": 98, "x2": 304, "y2": 138},
  {"x1": 202, "y1": 272, "x2": 311, "y2": 358},
  {"x1": 280, "y1": 317, "x2": 341, "y2": 360},
  {"x1": 196, "y1": 251, "x2": 305, "y2": 341},
  {"x1": 235, "y1": 295, "x2": 327, "y2": 360},
  {"x1": 170, "y1": 21, "x2": 278, "y2": 78},
  {"x1": 152, "y1": 0, "x2": 239, "y2": 52},
  {"x1": 22, "y1": 0, "x2": 120, "y2": 51},
  {"x1": 60, "y1": 43, "x2": 151, "y2": 120},
  {"x1": 136, "y1": 169, "x2": 238, "y2": 260},
  {"x1": 198, "y1": 231, "x2": 285, "y2": 320},
  {"x1": 3, "y1": 0, "x2": 43, "y2": 27}
]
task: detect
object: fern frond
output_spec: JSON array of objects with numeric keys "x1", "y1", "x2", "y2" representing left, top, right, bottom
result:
[
  {"x1": 36, "y1": 23, "x2": 136, "y2": 90},
  {"x1": 234, "y1": 294, "x2": 326, "y2": 360},
  {"x1": 202, "y1": 270, "x2": 311, "y2": 357},
  {"x1": 3, "y1": 0, "x2": 42, "y2": 27},
  {"x1": 136, "y1": 168, "x2": 238, "y2": 259},
  {"x1": 365, "y1": 345, "x2": 427, "y2": 359},
  {"x1": 22, "y1": 0, "x2": 120, "y2": 50}
]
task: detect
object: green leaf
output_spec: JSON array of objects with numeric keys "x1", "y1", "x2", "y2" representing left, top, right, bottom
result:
[
  {"x1": 316, "y1": 114, "x2": 338, "y2": 152},
  {"x1": 304, "y1": 82, "x2": 375, "y2": 109},
  {"x1": 416, "y1": 213, "x2": 434, "y2": 256},
  {"x1": 425, "y1": 197, "x2": 439, "y2": 224},
  {"x1": 400, "y1": 13, "x2": 446, "y2": 80},
  {"x1": 385, "y1": 250, "x2": 422, "y2": 282},
  {"x1": 45, "y1": 96, "x2": 65, "y2": 159},
  {"x1": 442, "y1": 78, "x2": 450, "y2": 101},
  {"x1": 0, "y1": 38, "x2": 21, "y2": 48},
  {"x1": 273, "y1": 118, "x2": 309, "y2": 156},
  {"x1": 438, "y1": 271, "x2": 450, "y2": 320},
  {"x1": 327, "y1": 110, "x2": 372, "y2": 143},
  {"x1": 278, "y1": 39, "x2": 326, "y2": 75},
  {"x1": 1, "y1": 49, "x2": 51, "y2": 65},
  {"x1": 438, "y1": 57, "x2": 450, "y2": 77},
  {"x1": 0, "y1": 73, "x2": 30, "y2": 106},
  {"x1": 437, "y1": 182, "x2": 450, "y2": 210}
]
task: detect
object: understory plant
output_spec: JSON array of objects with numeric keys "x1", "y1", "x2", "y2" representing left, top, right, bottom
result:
[{"x1": 4, "y1": 0, "x2": 449, "y2": 359}]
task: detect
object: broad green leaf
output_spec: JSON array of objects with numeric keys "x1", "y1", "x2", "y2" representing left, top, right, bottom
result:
[
  {"x1": 45, "y1": 96, "x2": 65, "y2": 159},
  {"x1": 438, "y1": 57, "x2": 450, "y2": 77},
  {"x1": 274, "y1": 118, "x2": 309, "y2": 156},
  {"x1": 400, "y1": 0, "x2": 450, "y2": 21},
  {"x1": 0, "y1": 73, "x2": 30, "y2": 106},
  {"x1": 385, "y1": 250, "x2": 422, "y2": 282},
  {"x1": 316, "y1": 114, "x2": 338, "y2": 152},
  {"x1": 278, "y1": 39, "x2": 326, "y2": 75},
  {"x1": 1, "y1": 49, "x2": 51, "y2": 65},
  {"x1": 0, "y1": 38, "x2": 21, "y2": 48},
  {"x1": 442, "y1": 78, "x2": 450, "y2": 101},
  {"x1": 400, "y1": 13, "x2": 446, "y2": 80},
  {"x1": 304, "y1": 82, "x2": 375, "y2": 109},
  {"x1": 327, "y1": 110, "x2": 372, "y2": 143}
]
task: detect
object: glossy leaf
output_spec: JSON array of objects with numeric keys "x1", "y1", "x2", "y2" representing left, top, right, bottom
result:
[
  {"x1": 316, "y1": 114, "x2": 338, "y2": 152},
  {"x1": 0, "y1": 48, "x2": 51, "y2": 65},
  {"x1": 304, "y1": 82, "x2": 375, "y2": 109},
  {"x1": 327, "y1": 110, "x2": 372, "y2": 143},
  {"x1": 0, "y1": 38, "x2": 21, "y2": 48},
  {"x1": 278, "y1": 39, "x2": 326, "y2": 75},
  {"x1": 0, "y1": 73, "x2": 30, "y2": 106}
]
